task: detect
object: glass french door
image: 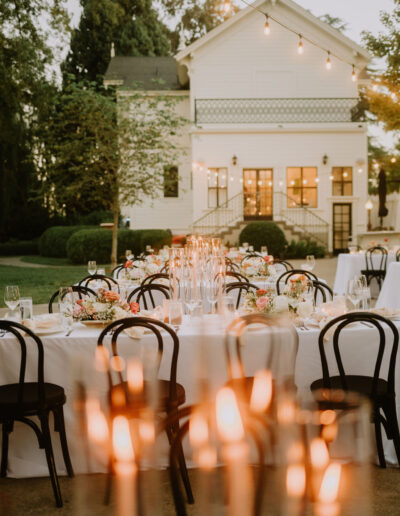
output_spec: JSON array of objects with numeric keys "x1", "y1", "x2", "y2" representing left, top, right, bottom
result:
[
  {"x1": 243, "y1": 169, "x2": 273, "y2": 220},
  {"x1": 333, "y1": 203, "x2": 352, "y2": 254}
]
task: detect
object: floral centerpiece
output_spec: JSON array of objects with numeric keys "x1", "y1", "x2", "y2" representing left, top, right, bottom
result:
[
  {"x1": 123, "y1": 254, "x2": 164, "y2": 281},
  {"x1": 244, "y1": 288, "x2": 274, "y2": 314},
  {"x1": 73, "y1": 289, "x2": 139, "y2": 322},
  {"x1": 241, "y1": 255, "x2": 276, "y2": 278}
]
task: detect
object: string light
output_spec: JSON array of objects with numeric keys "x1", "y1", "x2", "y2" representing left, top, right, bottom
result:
[
  {"x1": 391, "y1": 92, "x2": 397, "y2": 101},
  {"x1": 352, "y1": 65, "x2": 356, "y2": 82},
  {"x1": 297, "y1": 35, "x2": 303, "y2": 55},
  {"x1": 326, "y1": 51, "x2": 332, "y2": 70},
  {"x1": 221, "y1": 0, "x2": 231, "y2": 13},
  {"x1": 372, "y1": 83, "x2": 378, "y2": 91},
  {"x1": 264, "y1": 15, "x2": 270, "y2": 35}
]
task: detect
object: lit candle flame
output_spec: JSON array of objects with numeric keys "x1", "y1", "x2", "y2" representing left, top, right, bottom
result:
[
  {"x1": 216, "y1": 387, "x2": 245, "y2": 442},
  {"x1": 318, "y1": 463, "x2": 341, "y2": 504},
  {"x1": 86, "y1": 398, "x2": 109, "y2": 444},
  {"x1": 310, "y1": 438, "x2": 330, "y2": 469},
  {"x1": 286, "y1": 464, "x2": 306, "y2": 498},
  {"x1": 197, "y1": 445, "x2": 217, "y2": 470},
  {"x1": 250, "y1": 370, "x2": 273, "y2": 413},
  {"x1": 127, "y1": 358, "x2": 144, "y2": 394},
  {"x1": 189, "y1": 412, "x2": 209, "y2": 447},
  {"x1": 113, "y1": 416, "x2": 135, "y2": 462},
  {"x1": 139, "y1": 420, "x2": 155, "y2": 444}
]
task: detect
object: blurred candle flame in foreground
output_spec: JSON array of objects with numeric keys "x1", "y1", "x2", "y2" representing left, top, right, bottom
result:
[
  {"x1": 216, "y1": 387, "x2": 244, "y2": 442},
  {"x1": 310, "y1": 438, "x2": 330, "y2": 469},
  {"x1": 286, "y1": 464, "x2": 306, "y2": 498},
  {"x1": 318, "y1": 463, "x2": 341, "y2": 503},
  {"x1": 127, "y1": 358, "x2": 144, "y2": 394},
  {"x1": 113, "y1": 416, "x2": 135, "y2": 462},
  {"x1": 250, "y1": 370, "x2": 272, "y2": 413},
  {"x1": 197, "y1": 445, "x2": 218, "y2": 470},
  {"x1": 189, "y1": 412, "x2": 209, "y2": 447},
  {"x1": 86, "y1": 398, "x2": 109, "y2": 444}
]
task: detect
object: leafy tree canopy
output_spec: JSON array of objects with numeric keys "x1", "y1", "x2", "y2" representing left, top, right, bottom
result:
[{"x1": 368, "y1": 138, "x2": 400, "y2": 194}]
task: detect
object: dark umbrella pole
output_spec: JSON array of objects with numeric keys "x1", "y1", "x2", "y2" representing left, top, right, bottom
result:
[{"x1": 378, "y1": 168, "x2": 389, "y2": 229}]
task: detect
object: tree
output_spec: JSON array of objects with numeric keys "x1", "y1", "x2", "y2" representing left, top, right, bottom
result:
[
  {"x1": 0, "y1": 0, "x2": 69, "y2": 241},
  {"x1": 368, "y1": 138, "x2": 400, "y2": 195},
  {"x1": 40, "y1": 82, "x2": 188, "y2": 265},
  {"x1": 161, "y1": 0, "x2": 238, "y2": 51},
  {"x1": 62, "y1": 0, "x2": 172, "y2": 84},
  {"x1": 318, "y1": 14, "x2": 348, "y2": 33}
]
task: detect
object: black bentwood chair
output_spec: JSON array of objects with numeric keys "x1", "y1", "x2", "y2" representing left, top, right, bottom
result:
[
  {"x1": 111, "y1": 264, "x2": 125, "y2": 279},
  {"x1": 225, "y1": 281, "x2": 259, "y2": 309},
  {"x1": 127, "y1": 283, "x2": 170, "y2": 310},
  {"x1": 97, "y1": 317, "x2": 193, "y2": 506},
  {"x1": 313, "y1": 280, "x2": 334, "y2": 305},
  {"x1": 310, "y1": 312, "x2": 400, "y2": 468},
  {"x1": 48, "y1": 285, "x2": 96, "y2": 313},
  {"x1": 275, "y1": 269, "x2": 318, "y2": 295},
  {"x1": 360, "y1": 246, "x2": 388, "y2": 291},
  {"x1": 0, "y1": 320, "x2": 73, "y2": 507},
  {"x1": 141, "y1": 272, "x2": 170, "y2": 286},
  {"x1": 225, "y1": 257, "x2": 240, "y2": 273},
  {"x1": 396, "y1": 248, "x2": 400, "y2": 262},
  {"x1": 79, "y1": 274, "x2": 119, "y2": 291},
  {"x1": 272, "y1": 259, "x2": 294, "y2": 272}
]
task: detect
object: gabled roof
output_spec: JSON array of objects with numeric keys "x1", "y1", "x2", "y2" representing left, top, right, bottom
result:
[
  {"x1": 175, "y1": 0, "x2": 370, "y2": 64},
  {"x1": 104, "y1": 56, "x2": 189, "y2": 90}
]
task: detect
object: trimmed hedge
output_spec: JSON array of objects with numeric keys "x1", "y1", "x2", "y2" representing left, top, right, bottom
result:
[
  {"x1": 66, "y1": 228, "x2": 172, "y2": 264},
  {"x1": 39, "y1": 226, "x2": 96, "y2": 258},
  {"x1": 284, "y1": 239, "x2": 326, "y2": 259},
  {"x1": 0, "y1": 239, "x2": 39, "y2": 256},
  {"x1": 239, "y1": 222, "x2": 287, "y2": 256}
]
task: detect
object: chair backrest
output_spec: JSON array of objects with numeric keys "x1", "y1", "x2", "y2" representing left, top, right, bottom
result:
[
  {"x1": 365, "y1": 246, "x2": 388, "y2": 272},
  {"x1": 78, "y1": 274, "x2": 119, "y2": 291},
  {"x1": 273, "y1": 259, "x2": 294, "y2": 272},
  {"x1": 112, "y1": 264, "x2": 125, "y2": 279},
  {"x1": 313, "y1": 280, "x2": 333, "y2": 305},
  {"x1": 318, "y1": 312, "x2": 399, "y2": 397},
  {"x1": 48, "y1": 285, "x2": 96, "y2": 313},
  {"x1": 0, "y1": 320, "x2": 46, "y2": 406},
  {"x1": 225, "y1": 313, "x2": 299, "y2": 388},
  {"x1": 396, "y1": 249, "x2": 400, "y2": 262},
  {"x1": 160, "y1": 263, "x2": 169, "y2": 273},
  {"x1": 97, "y1": 317, "x2": 180, "y2": 405},
  {"x1": 221, "y1": 270, "x2": 250, "y2": 284},
  {"x1": 141, "y1": 273, "x2": 169, "y2": 286},
  {"x1": 225, "y1": 257, "x2": 240, "y2": 272},
  {"x1": 276, "y1": 269, "x2": 318, "y2": 295},
  {"x1": 240, "y1": 253, "x2": 264, "y2": 265},
  {"x1": 225, "y1": 281, "x2": 259, "y2": 309},
  {"x1": 127, "y1": 283, "x2": 170, "y2": 309}
]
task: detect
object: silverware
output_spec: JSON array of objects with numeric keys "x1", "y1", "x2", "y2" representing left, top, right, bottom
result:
[{"x1": 65, "y1": 327, "x2": 74, "y2": 337}]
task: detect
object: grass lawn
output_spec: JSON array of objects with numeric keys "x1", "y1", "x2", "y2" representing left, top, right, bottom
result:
[{"x1": 0, "y1": 264, "x2": 89, "y2": 307}]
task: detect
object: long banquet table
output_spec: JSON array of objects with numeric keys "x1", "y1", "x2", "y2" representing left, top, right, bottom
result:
[
  {"x1": 1, "y1": 315, "x2": 400, "y2": 478},
  {"x1": 376, "y1": 262, "x2": 400, "y2": 310}
]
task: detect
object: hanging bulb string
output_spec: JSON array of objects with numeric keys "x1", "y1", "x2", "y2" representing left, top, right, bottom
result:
[{"x1": 237, "y1": 0, "x2": 360, "y2": 73}]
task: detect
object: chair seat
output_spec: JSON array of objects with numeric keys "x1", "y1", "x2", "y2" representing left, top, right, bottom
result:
[
  {"x1": 0, "y1": 383, "x2": 66, "y2": 416},
  {"x1": 311, "y1": 375, "x2": 392, "y2": 401},
  {"x1": 111, "y1": 379, "x2": 186, "y2": 412},
  {"x1": 360, "y1": 269, "x2": 385, "y2": 277}
]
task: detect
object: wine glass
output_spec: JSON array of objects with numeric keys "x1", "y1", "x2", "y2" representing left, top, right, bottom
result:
[
  {"x1": 184, "y1": 276, "x2": 198, "y2": 318},
  {"x1": 357, "y1": 275, "x2": 370, "y2": 310},
  {"x1": 346, "y1": 279, "x2": 362, "y2": 310},
  {"x1": 306, "y1": 255, "x2": 315, "y2": 271},
  {"x1": 169, "y1": 301, "x2": 183, "y2": 332},
  {"x1": 206, "y1": 278, "x2": 219, "y2": 314},
  {"x1": 261, "y1": 246, "x2": 268, "y2": 254},
  {"x1": 4, "y1": 286, "x2": 20, "y2": 311},
  {"x1": 125, "y1": 249, "x2": 133, "y2": 260},
  {"x1": 59, "y1": 287, "x2": 74, "y2": 332},
  {"x1": 88, "y1": 261, "x2": 97, "y2": 275}
]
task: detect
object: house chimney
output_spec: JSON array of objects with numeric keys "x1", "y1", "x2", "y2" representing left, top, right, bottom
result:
[{"x1": 111, "y1": 42, "x2": 115, "y2": 58}]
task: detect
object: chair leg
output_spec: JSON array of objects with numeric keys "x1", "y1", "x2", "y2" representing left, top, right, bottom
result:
[
  {"x1": 104, "y1": 455, "x2": 113, "y2": 506},
  {"x1": 170, "y1": 422, "x2": 194, "y2": 505},
  {"x1": 54, "y1": 407, "x2": 74, "y2": 478},
  {"x1": 374, "y1": 417, "x2": 386, "y2": 468},
  {"x1": 384, "y1": 400, "x2": 400, "y2": 466},
  {"x1": 40, "y1": 413, "x2": 63, "y2": 507},
  {"x1": 1, "y1": 421, "x2": 12, "y2": 477}
]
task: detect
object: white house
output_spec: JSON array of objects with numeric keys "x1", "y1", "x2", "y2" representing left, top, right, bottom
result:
[{"x1": 105, "y1": 0, "x2": 371, "y2": 253}]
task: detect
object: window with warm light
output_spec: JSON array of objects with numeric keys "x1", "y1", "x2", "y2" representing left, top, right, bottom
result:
[
  {"x1": 332, "y1": 167, "x2": 353, "y2": 196},
  {"x1": 208, "y1": 168, "x2": 228, "y2": 208},
  {"x1": 163, "y1": 166, "x2": 179, "y2": 198},
  {"x1": 286, "y1": 167, "x2": 318, "y2": 208}
]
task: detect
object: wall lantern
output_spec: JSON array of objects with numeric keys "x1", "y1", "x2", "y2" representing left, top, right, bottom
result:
[
  {"x1": 232, "y1": 155, "x2": 238, "y2": 166},
  {"x1": 322, "y1": 154, "x2": 328, "y2": 165}
]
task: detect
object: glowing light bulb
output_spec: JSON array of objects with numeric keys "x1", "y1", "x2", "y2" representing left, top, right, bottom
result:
[
  {"x1": 264, "y1": 15, "x2": 270, "y2": 35},
  {"x1": 391, "y1": 92, "x2": 397, "y2": 101},
  {"x1": 326, "y1": 52, "x2": 332, "y2": 70},
  {"x1": 372, "y1": 83, "x2": 378, "y2": 92},
  {"x1": 391, "y1": 157, "x2": 397, "y2": 163},
  {"x1": 329, "y1": 175, "x2": 334, "y2": 181},
  {"x1": 298, "y1": 36, "x2": 304, "y2": 54}
]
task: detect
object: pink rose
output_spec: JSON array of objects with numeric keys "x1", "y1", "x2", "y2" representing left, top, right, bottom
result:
[{"x1": 256, "y1": 296, "x2": 269, "y2": 310}]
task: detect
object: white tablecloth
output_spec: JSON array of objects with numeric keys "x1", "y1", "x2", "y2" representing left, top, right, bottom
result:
[
  {"x1": 376, "y1": 262, "x2": 400, "y2": 309},
  {"x1": 333, "y1": 253, "x2": 396, "y2": 296},
  {"x1": 1, "y1": 316, "x2": 400, "y2": 478}
]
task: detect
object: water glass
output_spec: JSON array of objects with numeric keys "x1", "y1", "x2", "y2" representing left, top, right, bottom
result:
[
  {"x1": 346, "y1": 279, "x2": 361, "y2": 310},
  {"x1": 169, "y1": 301, "x2": 183, "y2": 331},
  {"x1": 261, "y1": 246, "x2": 268, "y2": 254},
  {"x1": 306, "y1": 255, "x2": 315, "y2": 270},
  {"x1": 357, "y1": 275, "x2": 371, "y2": 310},
  {"x1": 88, "y1": 261, "x2": 97, "y2": 275},
  {"x1": 4, "y1": 285, "x2": 20, "y2": 311},
  {"x1": 97, "y1": 268, "x2": 105, "y2": 276},
  {"x1": 59, "y1": 287, "x2": 74, "y2": 330},
  {"x1": 20, "y1": 297, "x2": 33, "y2": 320},
  {"x1": 125, "y1": 249, "x2": 133, "y2": 259}
]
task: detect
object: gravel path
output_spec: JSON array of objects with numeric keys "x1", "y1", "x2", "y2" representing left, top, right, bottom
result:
[{"x1": 0, "y1": 256, "x2": 49, "y2": 268}]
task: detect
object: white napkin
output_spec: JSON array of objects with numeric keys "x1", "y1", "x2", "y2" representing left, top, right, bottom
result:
[{"x1": 22, "y1": 314, "x2": 61, "y2": 331}]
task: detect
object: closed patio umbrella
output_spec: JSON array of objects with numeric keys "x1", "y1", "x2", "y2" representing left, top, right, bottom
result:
[{"x1": 378, "y1": 168, "x2": 388, "y2": 229}]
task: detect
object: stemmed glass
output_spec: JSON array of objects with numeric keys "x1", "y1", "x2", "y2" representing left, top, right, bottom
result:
[
  {"x1": 169, "y1": 301, "x2": 183, "y2": 333},
  {"x1": 356, "y1": 275, "x2": 370, "y2": 310},
  {"x1": 88, "y1": 261, "x2": 97, "y2": 275},
  {"x1": 346, "y1": 279, "x2": 362, "y2": 310},
  {"x1": 59, "y1": 287, "x2": 74, "y2": 333},
  {"x1": 206, "y1": 278, "x2": 219, "y2": 314},
  {"x1": 301, "y1": 255, "x2": 315, "y2": 272},
  {"x1": 184, "y1": 272, "x2": 198, "y2": 318},
  {"x1": 4, "y1": 286, "x2": 20, "y2": 312}
]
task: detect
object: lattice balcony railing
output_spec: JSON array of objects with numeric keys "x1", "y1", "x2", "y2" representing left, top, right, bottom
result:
[{"x1": 195, "y1": 97, "x2": 363, "y2": 124}]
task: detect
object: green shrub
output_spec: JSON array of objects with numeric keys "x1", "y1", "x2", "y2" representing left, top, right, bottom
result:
[
  {"x1": 140, "y1": 229, "x2": 172, "y2": 252},
  {"x1": 284, "y1": 239, "x2": 326, "y2": 259},
  {"x1": 239, "y1": 222, "x2": 287, "y2": 256},
  {"x1": 0, "y1": 239, "x2": 39, "y2": 256},
  {"x1": 77, "y1": 210, "x2": 114, "y2": 226},
  {"x1": 39, "y1": 226, "x2": 96, "y2": 258}
]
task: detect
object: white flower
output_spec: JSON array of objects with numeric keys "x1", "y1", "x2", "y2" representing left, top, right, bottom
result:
[
  {"x1": 146, "y1": 263, "x2": 159, "y2": 275},
  {"x1": 274, "y1": 295, "x2": 289, "y2": 312},
  {"x1": 114, "y1": 306, "x2": 130, "y2": 320},
  {"x1": 129, "y1": 268, "x2": 145, "y2": 280},
  {"x1": 246, "y1": 266, "x2": 258, "y2": 277},
  {"x1": 297, "y1": 300, "x2": 313, "y2": 319},
  {"x1": 93, "y1": 302, "x2": 108, "y2": 313},
  {"x1": 267, "y1": 265, "x2": 277, "y2": 277}
]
